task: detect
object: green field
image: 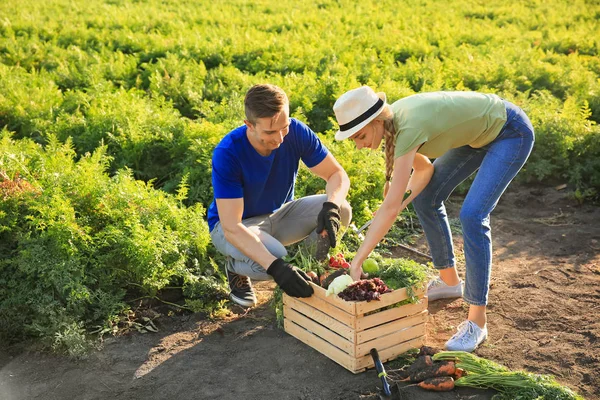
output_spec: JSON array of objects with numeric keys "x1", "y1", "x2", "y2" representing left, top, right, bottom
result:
[{"x1": 1, "y1": 0, "x2": 599, "y2": 352}]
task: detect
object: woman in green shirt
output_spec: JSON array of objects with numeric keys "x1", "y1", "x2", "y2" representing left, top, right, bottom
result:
[{"x1": 333, "y1": 86, "x2": 534, "y2": 352}]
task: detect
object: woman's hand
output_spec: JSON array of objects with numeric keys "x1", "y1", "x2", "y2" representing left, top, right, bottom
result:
[{"x1": 350, "y1": 260, "x2": 363, "y2": 281}]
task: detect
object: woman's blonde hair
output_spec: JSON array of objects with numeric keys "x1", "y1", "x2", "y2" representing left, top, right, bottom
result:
[{"x1": 374, "y1": 103, "x2": 396, "y2": 183}]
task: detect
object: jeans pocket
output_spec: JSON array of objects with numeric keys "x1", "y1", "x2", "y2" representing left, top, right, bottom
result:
[
  {"x1": 510, "y1": 114, "x2": 535, "y2": 138},
  {"x1": 498, "y1": 113, "x2": 534, "y2": 141}
]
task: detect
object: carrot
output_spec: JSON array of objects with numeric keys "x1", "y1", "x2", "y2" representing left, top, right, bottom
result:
[
  {"x1": 434, "y1": 361, "x2": 456, "y2": 376},
  {"x1": 306, "y1": 271, "x2": 319, "y2": 285},
  {"x1": 406, "y1": 355, "x2": 433, "y2": 375},
  {"x1": 454, "y1": 367, "x2": 466, "y2": 380},
  {"x1": 418, "y1": 345, "x2": 441, "y2": 357},
  {"x1": 409, "y1": 361, "x2": 456, "y2": 382},
  {"x1": 319, "y1": 272, "x2": 330, "y2": 286},
  {"x1": 417, "y1": 376, "x2": 455, "y2": 391}
]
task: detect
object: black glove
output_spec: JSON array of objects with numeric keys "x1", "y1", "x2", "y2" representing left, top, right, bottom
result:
[
  {"x1": 267, "y1": 258, "x2": 314, "y2": 298},
  {"x1": 316, "y1": 201, "x2": 341, "y2": 248}
]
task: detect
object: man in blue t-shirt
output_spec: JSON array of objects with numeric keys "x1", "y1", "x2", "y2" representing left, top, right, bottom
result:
[{"x1": 209, "y1": 84, "x2": 352, "y2": 307}]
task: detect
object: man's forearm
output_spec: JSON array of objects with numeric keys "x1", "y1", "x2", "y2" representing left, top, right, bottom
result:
[
  {"x1": 222, "y1": 224, "x2": 277, "y2": 269},
  {"x1": 325, "y1": 170, "x2": 350, "y2": 206}
]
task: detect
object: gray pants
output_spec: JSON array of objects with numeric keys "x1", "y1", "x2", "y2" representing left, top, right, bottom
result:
[{"x1": 210, "y1": 194, "x2": 352, "y2": 280}]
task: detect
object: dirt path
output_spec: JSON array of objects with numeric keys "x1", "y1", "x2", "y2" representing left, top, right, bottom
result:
[{"x1": 1, "y1": 185, "x2": 599, "y2": 400}]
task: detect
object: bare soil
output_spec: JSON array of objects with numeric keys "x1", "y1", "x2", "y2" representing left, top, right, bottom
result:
[{"x1": 1, "y1": 185, "x2": 599, "y2": 400}]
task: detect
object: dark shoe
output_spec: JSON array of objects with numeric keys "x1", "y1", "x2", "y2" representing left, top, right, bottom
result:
[{"x1": 225, "y1": 263, "x2": 257, "y2": 308}]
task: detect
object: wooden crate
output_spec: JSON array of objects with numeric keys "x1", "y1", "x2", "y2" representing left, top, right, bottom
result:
[{"x1": 283, "y1": 282, "x2": 428, "y2": 374}]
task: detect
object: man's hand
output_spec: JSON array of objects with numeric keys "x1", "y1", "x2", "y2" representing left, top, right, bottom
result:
[
  {"x1": 267, "y1": 258, "x2": 314, "y2": 298},
  {"x1": 316, "y1": 201, "x2": 341, "y2": 248}
]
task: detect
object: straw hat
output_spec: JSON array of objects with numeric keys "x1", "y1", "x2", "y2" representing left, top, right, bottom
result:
[{"x1": 333, "y1": 86, "x2": 387, "y2": 141}]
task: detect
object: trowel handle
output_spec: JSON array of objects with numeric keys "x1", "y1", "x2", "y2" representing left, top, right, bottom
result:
[{"x1": 370, "y1": 348, "x2": 392, "y2": 396}]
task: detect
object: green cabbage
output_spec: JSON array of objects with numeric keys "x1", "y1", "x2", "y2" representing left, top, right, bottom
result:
[{"x1": 326, "y1": 275, "x2": 354, "y2": 297}]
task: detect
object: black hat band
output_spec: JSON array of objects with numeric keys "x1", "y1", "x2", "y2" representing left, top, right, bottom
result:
[{"x1": 338, "y1": 98, "x2": 384, "y2": 132}]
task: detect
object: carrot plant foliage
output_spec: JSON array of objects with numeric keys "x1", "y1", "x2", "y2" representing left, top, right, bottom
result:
[{"x1": 0, "y1": 0, "x2": 599, "y2": 351}]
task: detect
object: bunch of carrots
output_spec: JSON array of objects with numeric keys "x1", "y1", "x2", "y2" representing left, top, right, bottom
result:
[
  {"x1": 388, "y1": 346, "x2": 461, "y2": 391},
  {"x1": 433, "y1": 351, "x2": 584, "y2": 399},
  {"x1": 389, "y1": 347, "x2": 583, "y2": 398}
]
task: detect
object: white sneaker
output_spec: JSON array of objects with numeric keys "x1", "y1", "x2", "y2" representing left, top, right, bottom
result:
[
  {"x1": 426, "y1": 277, "x2": 463, "y2": 301},
  {"x1": 445, "y1": 320, "x2": 488, "y2": 352}
]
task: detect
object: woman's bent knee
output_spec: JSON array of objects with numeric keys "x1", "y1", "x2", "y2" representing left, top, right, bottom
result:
[{"x1": 459, "y1": 207, "x2": 488, "y2": 231}]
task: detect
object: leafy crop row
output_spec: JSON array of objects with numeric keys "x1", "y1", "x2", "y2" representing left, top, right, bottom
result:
[
  {"x1": 0, "y1": 0, "x2": 599, "y2": 350},
  {"x1": 0, "y1": 133, "x2": 220, "y2": 353}
]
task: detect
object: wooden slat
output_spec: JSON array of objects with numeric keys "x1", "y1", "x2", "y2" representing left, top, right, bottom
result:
[
  {"x1": 355, "y1": 323, "x2": 426, "y2": 357},
  {"x1": 357, "y1": 310, "x2": 428, "y2": 344},
  {"x1": 283, "y1": 297, "x2": 355, "y2": 338},
  {"x1": 353, "y1": 336, "x2": 426, "y2": 371},
  {"x1": 284, "y1": 293, "x2": 355, "y2": 328},
  {"x1": 356, "y1": 300, "x2": 427, "y2": 332},
  {"x1": 284, "y1": 319, "x2": 356, "y2": 371},
  {"x1": 355, "y1": 287, "x2": 426, "y2": 315},
  {"x1": 306, "y1": 282, "x2": 356, "y2": 314},
  {"x1": 284, "y1": 308, "x2": 354, "y2": 353}
]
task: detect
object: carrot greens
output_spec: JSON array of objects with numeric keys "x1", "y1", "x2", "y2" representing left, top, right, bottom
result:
[{"x1": 433, "y1": 351, "x2": 584, "y2": 400}]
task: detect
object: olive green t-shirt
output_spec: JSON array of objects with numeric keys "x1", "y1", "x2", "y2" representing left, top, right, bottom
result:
[{"x1": 391, "y1": 91, "x2": 507, "y2": 159}]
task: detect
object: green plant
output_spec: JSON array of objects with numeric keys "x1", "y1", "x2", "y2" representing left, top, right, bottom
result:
[
  {"x1": 2, "y1": 0, "x2": 600, "y2": 354},
  {"x1": 0, "y1": 132, "x2": 219, "y2": 353}
]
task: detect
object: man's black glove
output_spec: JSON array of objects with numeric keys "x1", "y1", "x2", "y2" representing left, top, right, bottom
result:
[
  {"x1": 316, "y1": 201, "x2": 341, "y2": 248},
  {"x1": 267, "y1": 258, "x2": 314, "y2": 298}
]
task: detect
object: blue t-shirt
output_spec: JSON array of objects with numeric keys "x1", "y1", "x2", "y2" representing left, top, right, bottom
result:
[{"x1": 207, "y1": 118, "x2": 328, "y2": 231}]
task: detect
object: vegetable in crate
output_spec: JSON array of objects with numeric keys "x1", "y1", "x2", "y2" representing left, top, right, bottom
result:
[
  {"x1": 319, "y1": 271, "x2": 330, "y2": 287},
  {"x1": 321, "y1": 268, "x2": 347, "y2": 289},
  {"x1": 362, "y1": 258, "x2": 379, "y2": 275},
  {"x1": 306, "y1": 271, "x2": 319, "y2": 285},
  {"x1": 379, "y1": 258, "x2": 431, "y2": 291},
  {"x1": 326, "y1": 274, "x2": 354, "y2": 296},
  {"x1": 329, "y1": 253, "x2": 350, "y2": 269},
  {"x1": 338, "y1": 278, "x2": 391, "y2": 301}
]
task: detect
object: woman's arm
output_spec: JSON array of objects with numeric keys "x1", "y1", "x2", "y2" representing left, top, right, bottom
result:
[
  {"x1": 383, "y1": 152, "x2": 433, "y2": 203},
  {"x1": 350, "y1": 149, "x2": 433, "y2": 280},
  {"x1": 398, "y1": 152, "x2": 434, "y2": 207}
]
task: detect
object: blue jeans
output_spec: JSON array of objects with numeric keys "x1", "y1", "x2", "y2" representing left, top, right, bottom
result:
[{"x1": 412, "y1": 100, "x2": 534, "y2": 306}]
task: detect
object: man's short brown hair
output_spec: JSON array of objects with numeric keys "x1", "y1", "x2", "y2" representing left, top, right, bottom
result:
[{"x1": 244, "y1": 84, "x2": 289, "y2": 124}]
